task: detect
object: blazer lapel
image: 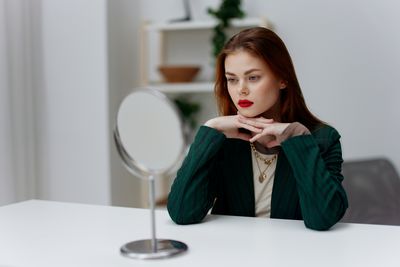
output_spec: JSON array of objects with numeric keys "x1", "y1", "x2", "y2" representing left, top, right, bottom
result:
[{"x1": 270, "y1": 151, "x2": 301, "y2": 219}]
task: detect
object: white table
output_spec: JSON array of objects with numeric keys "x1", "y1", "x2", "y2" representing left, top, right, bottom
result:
[{"x1": 0, "y1": 200, "x2": 399, "y2": 267}]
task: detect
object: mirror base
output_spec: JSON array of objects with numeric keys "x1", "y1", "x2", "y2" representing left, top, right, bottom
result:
[{"x1": 120, "y1": 239, "x2": 188, "y2": 259}]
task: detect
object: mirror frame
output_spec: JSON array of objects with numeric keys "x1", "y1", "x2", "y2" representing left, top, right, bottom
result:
[{"x1": 113, "y1": 87, "x2": 188, "y2": 178}]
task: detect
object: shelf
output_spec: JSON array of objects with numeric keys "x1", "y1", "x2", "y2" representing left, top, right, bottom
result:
[
  {"x1": 146, "y1": 17, "x2": 267, "y2": 31},
  {"x1": 141, "y1": 16, "x2": 269, "y2": 92},
  {"x1": 146, "y1": 82, "x2": 214, "y2": 94}
]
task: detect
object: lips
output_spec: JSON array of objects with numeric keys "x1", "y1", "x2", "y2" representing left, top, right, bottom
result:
[{"x1": 238, "y1": 100, "x2": 254, "y2": 108}]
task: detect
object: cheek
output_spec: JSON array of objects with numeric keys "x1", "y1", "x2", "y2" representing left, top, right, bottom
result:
[
  {"x1": 254, "y1": 80, "x2": 277, "y2": 95},
  {"x1": 226, "y1": 88, "x2": 238, "y2": 110},
  {"x1": 265, "y1": 88, "x2": 280, "y2": 103},
  {"x1": 227, "y1": 87, "x2": 237, "y2": 101},
  {"x1": 255, "y1": 82, "x2": 281, "y2": 104}
]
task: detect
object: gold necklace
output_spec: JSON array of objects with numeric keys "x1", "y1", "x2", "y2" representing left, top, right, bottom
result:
[{"x1": 250, "y1": 143, "x2": 277, "y2": 183}]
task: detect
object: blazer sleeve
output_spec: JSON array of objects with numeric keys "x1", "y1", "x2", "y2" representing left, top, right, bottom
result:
[
  {"x1": 167, "y1": 126, "x2": 226, "y2": 225},
  {"x1": 281, "y1": 126, "x2": 348, "y2": 230}
]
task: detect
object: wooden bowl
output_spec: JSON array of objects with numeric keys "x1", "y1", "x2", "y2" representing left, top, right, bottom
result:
[{"x1": 158, "y1": 65, "x2": 200, "y2": 83}]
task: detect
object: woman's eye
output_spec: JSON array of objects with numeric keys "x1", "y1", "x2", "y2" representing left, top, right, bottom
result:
[
  {"x1": 249, "y1": 76, "x2": 260, "y2": 81},
  {"x1": 226, "y1": 77, "x2": 237, "y2": 83}
]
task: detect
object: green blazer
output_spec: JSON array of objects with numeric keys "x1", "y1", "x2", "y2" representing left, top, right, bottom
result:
[{"x1": 167, "y1": 125, "x2": 348, "y2": 230}]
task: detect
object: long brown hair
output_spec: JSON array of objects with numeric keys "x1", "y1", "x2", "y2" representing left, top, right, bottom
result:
[{"x1": 214, "y1": 27, "x2": 323, "y2": 130}]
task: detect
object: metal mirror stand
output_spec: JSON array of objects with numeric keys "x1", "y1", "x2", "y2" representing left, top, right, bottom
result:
[{"x1": 114, "y1": 89, "x2": 188, "y2": 259}]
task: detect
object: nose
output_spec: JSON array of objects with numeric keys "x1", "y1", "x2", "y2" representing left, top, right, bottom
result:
[{"x1": 239, "y1": 81, "x2": 249, "y2": 96}]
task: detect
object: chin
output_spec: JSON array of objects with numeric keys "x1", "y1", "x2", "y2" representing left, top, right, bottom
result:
[{"x1": 238, "y1": 110, "x2": 259, "y2": 118}]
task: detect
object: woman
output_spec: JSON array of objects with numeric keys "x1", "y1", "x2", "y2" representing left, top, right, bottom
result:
[{"x1": 167, "y1": 27, "x2": 348, "y2": 230}]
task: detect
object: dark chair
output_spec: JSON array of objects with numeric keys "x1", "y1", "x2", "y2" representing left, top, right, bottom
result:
[{"x1": 340, "y1": 157, "x2": 400, "y2": 225}]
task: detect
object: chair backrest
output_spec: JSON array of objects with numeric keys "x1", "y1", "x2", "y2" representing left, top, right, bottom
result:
[{"x1": 340, "y1": 157, "x2": 400, "y2": 225}]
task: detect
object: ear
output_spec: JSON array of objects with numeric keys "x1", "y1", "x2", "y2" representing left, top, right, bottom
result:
[{"x1": 279, "y1": 80, "x2": 288, "y2": 90}]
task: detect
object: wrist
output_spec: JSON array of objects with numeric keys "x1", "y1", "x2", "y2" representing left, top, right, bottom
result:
[
  {"x1": 279, "y1": 122, "x2": 310, "y2": 142},
  {"x1": 204, "y1": 118, "x2": 218, "y2": 128}
]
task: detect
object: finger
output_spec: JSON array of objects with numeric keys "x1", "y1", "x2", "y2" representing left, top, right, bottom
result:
[
  {"x1": 236, "y1": 121, "x2": 262, "y2": 133},
  {"x1": 238, "y1": 117, "x2": 273, "y2": 129},
  {"x1": 249, "y1": 133, "x2": 263, "y2": 143},
  {"x1": 248, "y1": 123, "x2": 280, "y2": 137},
  {"x1": 252, "y1": 116, "x2": 274, "y2": 123},
  {"x1": 238, "y1": 117, "x2": 265, "y2": 129},
  {"x1": 238, "y1": 113, "x2": 274, "y2": 123}
]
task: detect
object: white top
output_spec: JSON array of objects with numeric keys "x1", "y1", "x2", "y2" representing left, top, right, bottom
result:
[
  {"x1": 251, "y1": 151, "x2": 278, "y2": 217},
  {"x1": 1, "y1": 200, "x2": 400, "y2": 267}
]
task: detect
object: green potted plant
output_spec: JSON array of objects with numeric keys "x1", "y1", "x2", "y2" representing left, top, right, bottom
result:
[
  {"x1": 208, "y1": 0, "x2": 246, "y2": 58},
  {"x1": 173, "y1": 96, "x2": 201, "y2": 140}
]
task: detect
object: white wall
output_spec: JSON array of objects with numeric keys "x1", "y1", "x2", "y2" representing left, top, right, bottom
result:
[{"x1": 37, "y1": 0, "x2": 111, "y2": 204}]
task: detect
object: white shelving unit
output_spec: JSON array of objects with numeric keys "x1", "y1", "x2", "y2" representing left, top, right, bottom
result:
[
  {"x1": 146, "y1": 17, "x2": 266, "y2": 31},
  {"x1": 140, "y1": 17, "x2": 269, "y2": 94}
]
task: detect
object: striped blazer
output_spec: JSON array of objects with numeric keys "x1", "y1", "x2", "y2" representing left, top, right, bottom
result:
[{"x1": 167, "y1": 125, "x2": 348, "y2": 230}]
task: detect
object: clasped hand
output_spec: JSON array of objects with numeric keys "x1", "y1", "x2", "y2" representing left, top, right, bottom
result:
[{"x1": 204, "y1": 113, "x2": 290, "y2": 148}]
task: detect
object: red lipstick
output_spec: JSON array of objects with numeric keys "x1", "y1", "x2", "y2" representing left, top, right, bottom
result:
[{"x1": 238, "y1": 100, "x2": 254, "y2": 108}]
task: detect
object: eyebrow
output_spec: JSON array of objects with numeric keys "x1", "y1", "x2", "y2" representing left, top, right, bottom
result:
[{"x1": 225, "y1": 68, "x2": 262, "y2": 76}]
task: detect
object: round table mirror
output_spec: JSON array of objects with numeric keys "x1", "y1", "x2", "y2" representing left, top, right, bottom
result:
[{"x1": 114, "y1": 88, "x2": 188, "y2": 259}]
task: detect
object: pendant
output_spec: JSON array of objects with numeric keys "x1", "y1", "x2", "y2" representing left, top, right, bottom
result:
[{"x1": 259, "y1": 173, "x2": 267, "y2": 183}]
